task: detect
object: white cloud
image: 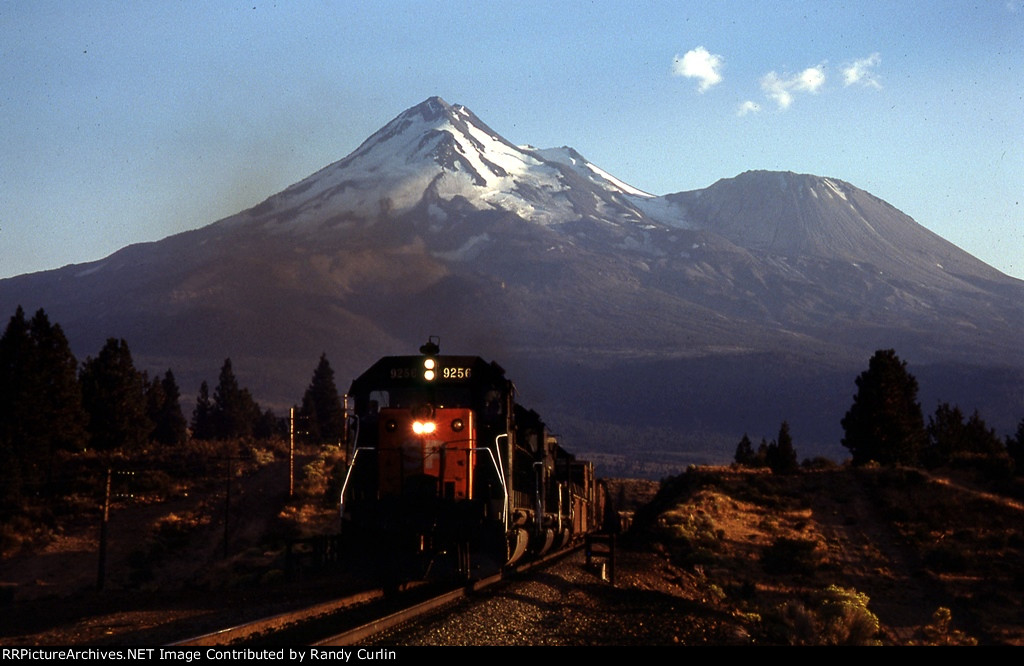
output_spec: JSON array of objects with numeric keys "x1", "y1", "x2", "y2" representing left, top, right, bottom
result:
[
  {"x1": 737, "y1": 100, "x2": 761, "y2": 116},
  {"x1": 760, "y1": 65, "x2": 826, "y2": 110},
  {"x1": 843, "y1": 53, "x2": 882, "y2": 88},
  {"x1": 797, "y1": 66, "x2": 826, "y2": 93},
  {"x1": 672, "y1": 46, "x2": 724, "y2": 92}
]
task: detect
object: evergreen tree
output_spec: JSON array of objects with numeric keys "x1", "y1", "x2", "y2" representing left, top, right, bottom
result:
[
  {"x1": 1007, "y1": 418, "x2": 1024, "y2": 474},
  {"x1": 754, "y1": 438, "x2": 770, "y2": 468},
  {"x1": 841, "y1": 349, "x2": 926, "y2": 466},
  {"x1": 211, "y1": 358, "x2": 262, "y2": 439},
  {"x1": 254, "y1": 408, "x2": 283, "y2": 440},
  {"x1": 925, "y1": 402, "x2": 968, "y2": 468},
  {"x1": 80, "y1": 338, "x2": 152, "y2": 451},
  {"x1": 191, "y1": 380, "x2": 215, "y2": 440},
  {"x1": 0, "y1": 307, "x2": 29, "y2": 500},
  {"x1": 767, "y1": 421, "x2": 799, "y2": 474},
  {"x1": 962, "y1": 410, "x2": 1004, "y2": 457},
  {"x1": 734, "y1": 433, "x2": 755, "y2": 466},
  {"x1": 926, "y1": 404, "x2": 1003, "y2": 467},
  {"x1": 0, "y1": 308, "x2": 87, "y2": 499},
  {"x1": 299, "y1": 353, "x2": 345, "y2": 445},
  {"x1": 149, "y1": 369, "x2": 187, "y2": 446}
]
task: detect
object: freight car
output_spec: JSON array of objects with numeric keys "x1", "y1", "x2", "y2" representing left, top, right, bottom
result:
[{"x1": 338, "y1": 338, "x2": 601, "y2": 581}]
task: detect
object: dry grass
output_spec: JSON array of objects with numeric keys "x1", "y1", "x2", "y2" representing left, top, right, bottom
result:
[{"x1": 626, "y1": 464, "x2": 1024, "y2": 645}]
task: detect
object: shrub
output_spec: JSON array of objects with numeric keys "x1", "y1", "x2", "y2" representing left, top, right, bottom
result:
[
  {"x1": 911, "y1": 607, "x2": 977, "y2": 646},
  {"x1": 656, "y1": 506, "x2": 720, "y2": 565},
  {"x1": 761, "y1": 536, "x2": 822, "y2": 575},
  {"x1": 766, "y1": 585, "x2": 881, "y2": 645}
]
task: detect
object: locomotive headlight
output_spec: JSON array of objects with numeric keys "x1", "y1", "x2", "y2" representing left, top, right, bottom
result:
[
  {"x1": 412, "y1": 420, "x2": 437, "y2": 435},
  {"x1": 423, "y1": 358, "x2": 436, "y2": 381}
]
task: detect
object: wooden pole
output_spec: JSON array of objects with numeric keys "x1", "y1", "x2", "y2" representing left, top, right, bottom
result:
[
  {"x1": 289, "y1": 407, "x2": 295, "y2": 498},
  {"x1": 97, "y1": 468, "x2": 111, "y2": 590},
  {"x1": 223, "y1": 456, "x2": 232, "y2": 558}
]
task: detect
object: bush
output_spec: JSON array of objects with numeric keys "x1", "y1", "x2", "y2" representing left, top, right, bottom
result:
[
  {"x1": 656, "y1": 506, "x2": 721, "y2": 565},
  {"x1": 911, "y1": 607, "x2": 977, "y2": 646},
  {"x1": 761, "y1": 536, "x2": 823, "y2": 575},
  {"x1": 766, "y1": 585, "x2": 881, "y2": 645}
]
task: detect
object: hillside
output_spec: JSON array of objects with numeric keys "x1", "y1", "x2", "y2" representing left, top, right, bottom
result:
[{"x1": 2, "y1": 448, "x2": 1022, "y2": 645}]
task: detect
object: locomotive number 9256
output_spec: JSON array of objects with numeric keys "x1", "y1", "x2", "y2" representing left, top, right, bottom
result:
[{"x1": 441, "y1": 366, "x2": 471, "y2": 379}]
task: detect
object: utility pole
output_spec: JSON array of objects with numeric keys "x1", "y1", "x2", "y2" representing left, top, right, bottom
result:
[
  {"x1": 289, "y1": 406, "x2": 295, "y2": 498},
  {"x1": 224, "y1": 456, "x2": 232, "y2": 558},
  {"x1": 97, "y1": 468, "x2": 111, "y2": 590}
]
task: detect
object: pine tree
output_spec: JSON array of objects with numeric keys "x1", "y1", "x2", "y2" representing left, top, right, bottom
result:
[
  {"x1": 962, "y1": 410, "x2": 1003, "y2": 457},
  {"x1": 926, "y1": 404, "x2": 1003, "y2": 468},
  {"x1": 734, "y1": 433, "x2": 755, "y2": 466},
  {"x1": 191, "y1": 380, "x2": 215, "y2": 440},
  {"x1": 768, "y1": 421, "x2": 799, "y2": 474},
  {"x1": 925, "y1": 402, "x2": 967, "y2": 468},
  {"x1": 0, "y1": 308, "x2": 87, "y2": 499},
  {"x1": 211, "y1": 358, "x2": 262, "y2": 439},
  {"x1": 80, "y1": 338, "x2": 152, "y2": 451},
  {"x1": 841, "y1": 349, "x2": 926, "y2": 466},
  {"x1": 0, "y1": 307, "x2": 35, "y2": 500},
  {"x1": 149, "y1": 369, "x2": 187, "y2": 446},
  {"x1": 1007, "y1": 418, "x2": 1024, "y2": 474},
  {"x1": 299, "y1": 353, "x2": 345, "y2": 445}
]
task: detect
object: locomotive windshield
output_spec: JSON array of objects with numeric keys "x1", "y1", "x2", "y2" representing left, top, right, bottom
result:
[{"x1": 365, "y1": 386, "x2": 476, "y2": 412}]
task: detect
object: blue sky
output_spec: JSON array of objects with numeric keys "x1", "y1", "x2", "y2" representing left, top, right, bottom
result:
[{"x1": 2, "y1": 1, "x2": 1022, "y2": 279}]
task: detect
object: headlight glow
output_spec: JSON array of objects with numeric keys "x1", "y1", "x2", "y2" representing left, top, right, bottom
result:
[{"x1": 412, "y1": 420, "x2": 437, "y2": 435}]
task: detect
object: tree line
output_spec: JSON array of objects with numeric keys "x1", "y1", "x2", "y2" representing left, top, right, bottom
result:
[
  {"x1": 734, "y1": 348, "x2": 1024, "y2": 475},
  {"x1": 0, "y1": 306, "x2": 347, "y2": 505}
]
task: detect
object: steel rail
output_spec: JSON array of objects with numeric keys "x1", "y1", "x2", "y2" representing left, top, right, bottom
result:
[{"x1": 167, "y1": 588, "x2": 385, "y2": 646}]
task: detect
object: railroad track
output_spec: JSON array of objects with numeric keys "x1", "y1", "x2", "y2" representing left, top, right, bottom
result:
[{"x1": 170, "y1": 544, "x2": 585, "y2": 646}]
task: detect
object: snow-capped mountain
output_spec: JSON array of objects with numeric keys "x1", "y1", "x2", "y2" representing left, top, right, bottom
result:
[
  {"x1": 233, "y1": 96, "x2": 671, "y2": 236},
  {"x1": 2, "y1": 96, "x2": 1022, "y2": 467}
]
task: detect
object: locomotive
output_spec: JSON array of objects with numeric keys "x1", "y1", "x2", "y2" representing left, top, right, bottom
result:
[{"x1": 338, "y1": 338, "x2": 601, "y2": 581}]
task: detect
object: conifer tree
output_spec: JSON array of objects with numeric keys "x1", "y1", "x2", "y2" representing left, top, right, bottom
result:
[
  {"x1": 0, "y1": 308, "x2": 87, "y2": 498},
  {"x1": 925, "y1": 404, "x2": 1003, "y2": 468},
  {"x1": 299, "y1": 353, "x2": 345, "y2": 445},
  {"x1": 768, "y1": 421, "x2": 799, "y2": 474},
  {"x1": 211, "y1": 358, "x2": 262, "y2": 439},
  {"x1": 191, "y1": 380, "x2": 215, "y2": 440},
  {"x1": 925, "y1": 402, "x2": 967, "y2": 468},
  {"x1": 149, "y1": 369, "x2": 187, "y2": 446},
  {"x1": 962, "y1": 410, "x2": 1003, "y2": 457},
  {"x1": 841, "y1": 349, "x2": 926, "y2": 466},
  {"x1": 80, "y1": 338, "x2": 152, "y2": 451},
  {"x1": 1007, "y1": 418, "x2": 1024, "y2": 474},
  {"x1": 0, "y1": 307, "x2": 30, "y2": 500},
  {"x1": 734, "y1": 433, "x2": 755, "y2": 467}
]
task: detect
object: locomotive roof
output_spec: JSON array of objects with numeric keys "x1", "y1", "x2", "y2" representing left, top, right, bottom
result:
[{"x1": 347, "y1": 352, "x2": 510, "y2": 393}]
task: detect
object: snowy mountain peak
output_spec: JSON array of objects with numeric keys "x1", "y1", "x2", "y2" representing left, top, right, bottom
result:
[{"x1": 243, "y1": 97, "x2": 665, "y2": 233}]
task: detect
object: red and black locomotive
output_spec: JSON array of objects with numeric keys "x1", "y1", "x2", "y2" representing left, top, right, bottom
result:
[{"x1": 339, "y1": 338, "x2": 600, "y2": 580}]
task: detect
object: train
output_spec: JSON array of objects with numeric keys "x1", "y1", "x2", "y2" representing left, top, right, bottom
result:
[{"x1": 338, "y1": 338, "x2": 603, "y2": 581}]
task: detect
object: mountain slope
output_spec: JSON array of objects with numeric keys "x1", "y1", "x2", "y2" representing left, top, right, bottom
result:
[{"x1": 1, "y1": 97, "x2": 1022, "y2": 469}]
